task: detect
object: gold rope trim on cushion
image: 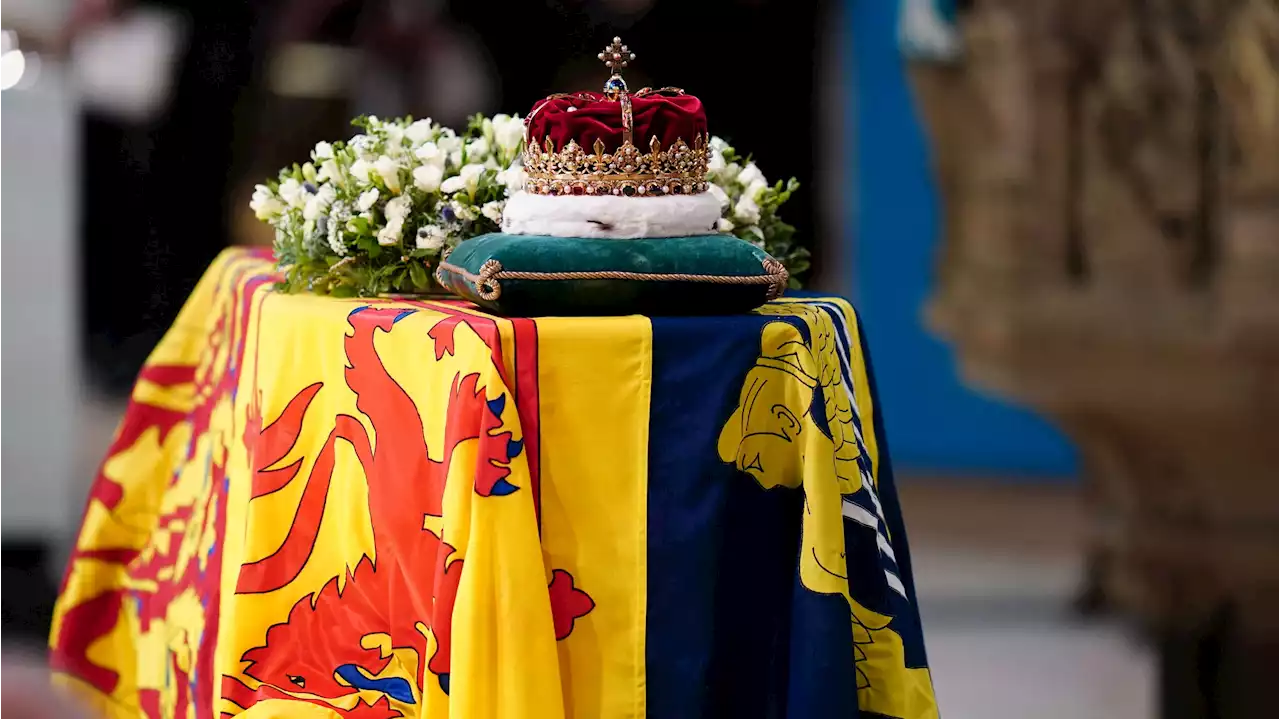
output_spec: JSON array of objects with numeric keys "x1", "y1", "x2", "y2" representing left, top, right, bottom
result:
[{"x1": 437, "y1": 258, "x2": 788, "y2": 302}]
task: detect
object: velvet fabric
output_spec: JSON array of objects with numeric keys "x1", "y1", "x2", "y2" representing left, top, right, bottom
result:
[
  {"x1": 527, "y1": 92, "x2": 707, "y2": 153},
  {"x1": 439, "y1": 233, "x2": 780, "y2": 317}
]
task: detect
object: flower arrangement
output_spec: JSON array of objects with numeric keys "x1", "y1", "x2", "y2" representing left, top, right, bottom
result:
[
  {"x1": 705, "y1": 137, "x2": 809, "y2": 287},
  {"x1": 251, "y1": 114, "x2": 526, "y2": 297},
  {"x1": 251, "y1": 115, "x2": 808, "y2": 297}
]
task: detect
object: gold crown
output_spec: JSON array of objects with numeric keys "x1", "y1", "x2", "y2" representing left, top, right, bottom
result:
[
  {"x1": 522, "y1": 38, "x2": 710, "y2": 197},
  {"x1": 522, "y1": 134, "x2": 711, "y2": 197}
]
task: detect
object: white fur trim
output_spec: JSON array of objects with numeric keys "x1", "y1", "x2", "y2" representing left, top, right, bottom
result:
[{"x1": 500, "y1": 191, "x2": 722, "y2": 239}]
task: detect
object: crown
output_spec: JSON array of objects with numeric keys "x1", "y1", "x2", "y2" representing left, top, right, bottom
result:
[{"x1": 521, "y1": 38, "x2": 710, "y2": 198}]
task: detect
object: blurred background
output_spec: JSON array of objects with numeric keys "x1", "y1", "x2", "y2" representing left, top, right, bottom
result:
[{"x1": 1, "y1": 0, "x2": 1275, "y2": 717}]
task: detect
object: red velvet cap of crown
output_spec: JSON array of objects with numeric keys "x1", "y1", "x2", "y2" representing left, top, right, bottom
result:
[{"x1": 526, "y1": 91, "x2": 708, "y2": 153}]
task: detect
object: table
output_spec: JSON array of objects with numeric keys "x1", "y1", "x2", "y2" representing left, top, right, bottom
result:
[{"x1": 50, "y1": 248, "x2": 939, "y2": 719}]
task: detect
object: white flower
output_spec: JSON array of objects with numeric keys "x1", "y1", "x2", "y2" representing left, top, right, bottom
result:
[
  {"x1": 716, "y1": 217, "x2": 735, "y2": 232},
  {"x1": 250, "y1": 184, "x2": 284, "y2": 220},
  {"x1": 466, "y1": 137, "x2": 490, "y2": 161},
  {"x1": 317, "y1": 159, "x2": 341, "y2": 183},
  {"x1": 377, "y1": 216, "x2": 404, "y2": 246},
  {"x1": 707, "y1": 183, "x2": 730, "y2": 210},
  {"x1": 440, "y1": 175, "x2": 466, "y2": 195},
  {"x1": 460, "y1": 163, "x2": 486, "y2": 194},
  {"x1": 496, "y1": 165, "x2": 527, "y2": 196},
  {"x1": 441, "y1": 162, "x2": 486, "y2": 197},
  {"x1": 490, "y1": 114, "x2": 524, "y2": 156},
  {"x1": 303, "y1": 184, "x2": 336, "y2": 221},
  {"x1": 438, "y1": 132, "x2": 463, "y2": 167},
  {"x1": 327, "y1": 201, "x2": 349, "y2": 256},
  {"x1": 384, "y1": 194, "x2": 412, "y2": 222},
  {"x1": 312, "y1": 141, "x2": 334, "y2": 160},
  {"x1": 707, "y1": 150, "x2": 726, "y2": 172},
  {"x1": 278, "y1": 178, "x2": 306, "y2": 209},
  {"x1": 357, "y1": 188, "x2": 380, "y2": 212},
  {"x1": 745, "y1": 178, "x2": 769, "y2": 201},
  {"x1": 413, "y1": 164, "x2": 444, "y2": 192},
  {"x1": 415, "y1": 224, "x2": 447, "y2": 251},
  {"x1": 406, "y1": 119, "x2": 435, "y2": 145},
  {"x1": 250, "y1": 183, "x2": 272, "y2": 203},
  {"x1": 733, "y1": 192, "x2": 761, "y2": 225},
  {"x1": 383, "y1": 124, "x2": 405, "y2": 152},
  {"x1": 302, "y1": 195, "x2": 327, "y2": 221},
  {"x1": 349, "y1": 158, "x2": 375, "y2": 186},
  {"x1": 437, "y1": 132, "x2": 462, "y2": 153},
  {"x1": 737, "y1": 162, "x2": 767, "y2": 189},
  {"x1": 349, "y1": 134, "x2": 375, "y2": 158},
  {"x1": 709, "y1": 136, "x2": 729, "y2": 154},
  {"x1": 375, "y1": 155, "x2": 401, "y2": 193},
  {"x1": 480, "y1": 200, "x2": 505, "y2": 223},
  {"x1": 414, "y1": 141, "x2": 446, "y2": 168}
]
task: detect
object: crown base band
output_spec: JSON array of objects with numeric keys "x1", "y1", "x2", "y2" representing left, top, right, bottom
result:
[
  {"x1": 522, "y1": 134, "x2": 711, "y2": 199},
  {"x1": 523, "y1": 177, "x2": 709, "y2": 197}
]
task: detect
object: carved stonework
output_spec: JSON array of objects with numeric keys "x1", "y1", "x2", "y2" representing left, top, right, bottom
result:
[{"x1": 910, "y1": 1, "x2": 1276, "y2": 715}]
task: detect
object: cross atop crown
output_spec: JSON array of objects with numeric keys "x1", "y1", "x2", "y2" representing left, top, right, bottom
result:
[{"x1": 597, "y1": 37, "x2": 636, "y2": 99}]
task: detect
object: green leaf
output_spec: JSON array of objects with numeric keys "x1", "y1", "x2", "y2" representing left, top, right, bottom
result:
[
  {"x1": 770, "y1": 223, "x2": 796, "y2": 246},
  {"x1": 786, "y1": 257, "x2": 811, "y2": 275},
  {"x1": 348, "y1": 216, "x2": 371, "y2": 235},
  {"x1": 408, "y1": 261, "x2": 429, "y2": 289}
]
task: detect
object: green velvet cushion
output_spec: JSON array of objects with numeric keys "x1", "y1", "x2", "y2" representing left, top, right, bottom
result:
[{"x1": 436, "y1": 233, "x2": 787, "y2": 317}]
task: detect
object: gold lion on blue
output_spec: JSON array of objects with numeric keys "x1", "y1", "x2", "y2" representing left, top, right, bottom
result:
[{"x1": 718, "y1": 300, "x2": 938, "y2": 719}]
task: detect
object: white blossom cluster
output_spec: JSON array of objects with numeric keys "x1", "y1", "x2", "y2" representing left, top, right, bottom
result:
[
  {"x1": 706, "y1": 137, "x2": 768, "y2": 246},
  {"x1": 251, "y1": 114, "x2": 525, "y2": 294},
  {"x1": 704, "y1": 137, "x2": 806, "y2": 282}
]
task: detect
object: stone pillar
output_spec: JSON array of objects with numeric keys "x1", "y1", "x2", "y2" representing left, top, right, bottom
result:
[{"x1": 909, "y1": 1, "x2": 1278, "y2": 716}]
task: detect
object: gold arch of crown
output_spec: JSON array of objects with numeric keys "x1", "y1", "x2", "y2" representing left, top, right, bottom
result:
[{"x1": 521, "y1": 37, "x2": 711, "y2": 197}]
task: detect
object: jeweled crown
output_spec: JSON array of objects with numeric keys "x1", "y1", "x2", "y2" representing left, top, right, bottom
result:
[{"x1": 521, "y1": 38, "x2": 711, "y2": 197}]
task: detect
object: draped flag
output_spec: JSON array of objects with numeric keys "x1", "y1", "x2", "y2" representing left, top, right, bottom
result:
[{"x1": 51, "y1": 249, "x2": 938, "y2": 719}]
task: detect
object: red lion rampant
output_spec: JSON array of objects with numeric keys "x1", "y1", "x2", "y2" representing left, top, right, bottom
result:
[{"x1": 229, "y1": 307, "x2": 592, "y2": 716}]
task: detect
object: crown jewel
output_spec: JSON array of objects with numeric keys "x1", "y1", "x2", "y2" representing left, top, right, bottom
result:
[
  {"x1": 522, "y1": 38, "x2": 710, "y2": 197},
  {"x1": 598, "y1": 37, "x2": 635, "y2": 99}
]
